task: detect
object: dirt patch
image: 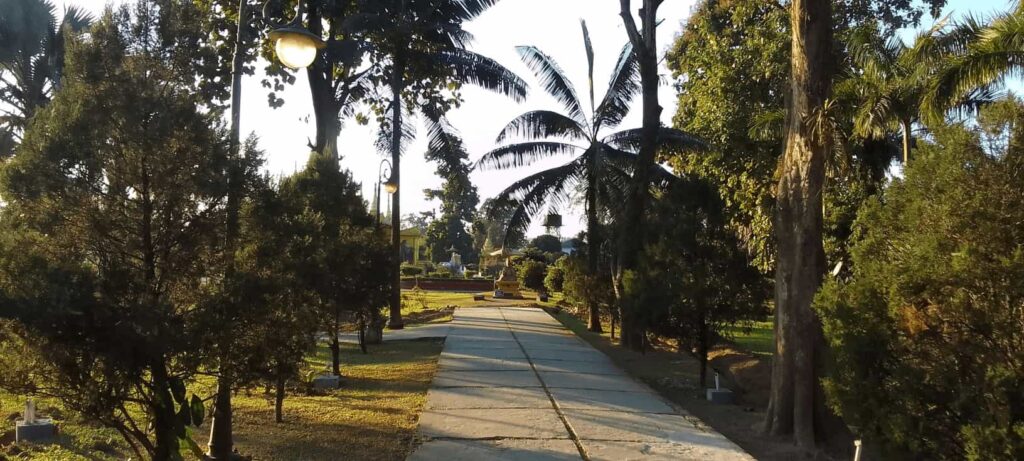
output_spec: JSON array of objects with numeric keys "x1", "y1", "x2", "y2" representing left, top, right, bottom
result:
[{"x1": 708, "y1": 344, "x2": 772, "y2": 409}]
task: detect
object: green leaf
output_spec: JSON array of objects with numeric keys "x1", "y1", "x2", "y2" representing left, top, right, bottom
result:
[
  {"x1": 177, "y1": 402, "x2": 191, "y2": 427},
  {"x1": 190, "y1": 394, "x2": 205, "y2": 427},
  {"x1": 169, "y1": 378, "x2": 186, "y2": 404}
]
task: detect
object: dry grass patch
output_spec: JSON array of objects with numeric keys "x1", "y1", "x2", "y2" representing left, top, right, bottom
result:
[{"x1": 225, "y1": 339, "x2": 443, "y2": 461}]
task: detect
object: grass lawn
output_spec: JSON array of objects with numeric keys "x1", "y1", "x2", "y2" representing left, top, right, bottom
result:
[
  {"x1": 721, "y1": 320, "x2": 774, "y2": 356},
  {"x1": 1, "y1": 339, "x2": 443, "y2": 461},
  {"x1": 400, "y1": 287, "x2": 562, "y2": 312}
]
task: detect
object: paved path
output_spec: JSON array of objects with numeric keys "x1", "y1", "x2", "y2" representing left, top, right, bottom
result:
[
  {"x1": 338, "y1": 323, "x2": 450, "y2": 344},
  {"x1": 408, "y1": 307, "x2": 755, "y2": 461}
]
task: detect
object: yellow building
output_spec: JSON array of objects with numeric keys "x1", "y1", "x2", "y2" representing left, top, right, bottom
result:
[{"x1": 399, "y1": 227, "x2": 430, "y2": 265}]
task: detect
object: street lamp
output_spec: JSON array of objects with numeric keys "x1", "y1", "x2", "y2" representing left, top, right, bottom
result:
[
  {"x1": 376, "y1": 159, "x2": 394, "y2": 227},
  {"x1": 208, "y1": 1, "x2": 323, "y2": 460},
  {"x1": 270, "y1": 27, "x2": 324, "y2": 69}
]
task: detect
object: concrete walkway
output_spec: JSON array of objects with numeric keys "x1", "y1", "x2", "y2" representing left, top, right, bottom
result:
[
  {"x1": 408, "y1": 307, "x2": 754, "y2": 461},
  {"x1": 337, "y1": 323, "x2": 450, "y2": 344}
]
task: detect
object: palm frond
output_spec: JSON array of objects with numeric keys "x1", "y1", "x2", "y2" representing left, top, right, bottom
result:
[
  {"x1": 375, "y1": 111, "x2": 418, "y2": 157},
  {"x1": 61, "y1": 6, "x2": 93, "y2": 32},
  {"x1": 437, "y1": 48, "x2": 528, "y2": 102},
  {"x1": 476, "y1": 141, "x2": 579, "y2": 170},
  {"x1": 580, "y1": 19, "x2": 596, "y2": 113},
  {"x1": 490, "y1": 158, "x2": 585, "y2": 245},
  {"x1": 594, "y1": 41, "x2": 639, "y2": 131},
  {"x1": 454, "y1": 0, "x2": 502, "y2": 21},
  {"x1": 922, "y1": 8, "x2": 1024, "y2": 121},
  {"x1": 422, "y1": 108, "x2": 468, "y2": 163},
  {"x1": 601, "y1": 146, "x2": 677, "y2": 187},
  {"x1": 603, "y1": 127, "x2": 709, "y2": 154},
  {"x1": 495, "y1": 110, "x2": 587, "y2": 143},
  {"x1": 748, "y1": 109, "x2": 785, "y2": 142},
  {"x1": 515, "y1": 45, "x2": 589, "y2": 128}
]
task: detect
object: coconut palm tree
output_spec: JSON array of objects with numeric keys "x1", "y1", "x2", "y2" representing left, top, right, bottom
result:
[
  {"x1": 477, "y1": 20, "x2": 704, "y2": 332},
  {"x1": 356, "y1": 0, "x2": 528, "y2": 329},
  {"x1": 923, "y1": 2, "x2": 1023, "y2": 121},
  {"x1": 0, "y1": 0, "x2": 92, "y2": 154}
]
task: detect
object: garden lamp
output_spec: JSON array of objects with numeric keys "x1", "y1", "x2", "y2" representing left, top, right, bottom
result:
[
  {"x1": 384, "y1": 176, "x2": 399, "y2": 194},
  {"x1": 264, "y1": 0, "x2": 325, "y2": 70}
]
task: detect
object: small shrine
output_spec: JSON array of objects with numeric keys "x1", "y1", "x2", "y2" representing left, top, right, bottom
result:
[{"x1": 493, "y1": 255, "x2": 522, "y2": 298}]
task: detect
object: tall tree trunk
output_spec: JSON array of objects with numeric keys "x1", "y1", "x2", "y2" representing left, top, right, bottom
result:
[
  {"x1": 274, "y1": 376, "x2": 286, "y2": 423},
  {"x1": 388, "y1": 58, "x2": 406, "y2": 330},
  {"x1": 385, "y1": 61, "x2": 405, "y2": 329},
  {"x1": 150, "y1": 359, "x2": 179, "y2": 461},
  {"x1": 900, "y1": 118, "x2": 912, "y2": 165},
  {"x1": 616, "y1": 0, "x2": 663, "y2": 351},
  {"x1": 305, "y1": 0, "x2": 339, "y2": 160},
  {"x1": 763, "y1": 0, "x2": 833, "y2": 448},
  {"x1": 207, "y1": 0, "x2": 249, "y2": 456},
  {"x1": 586, "y1": 150, "x2": 603, "y2": 333},
  {"x1": 330, "y1": 315, "x2": 342, "y2": 377}
]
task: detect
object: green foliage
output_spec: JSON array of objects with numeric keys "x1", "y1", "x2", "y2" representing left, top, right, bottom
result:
[
  {"x1": 427, "y1": 266, "x2": 453, "y2": 279},
  {"x1": 0, "y1": 0, "x2": 92, "y2": 152},
  {"x1": 544, "y1": 263, "x2": 565, "y2": 293},
  {"x1": 559, "y1": 254, "x2": 614, "y2": 313},
  {"x1": 516, "y1": 259, "x2": 547, "y2": 291},
  {"x1": 401, "y1": 264, "x2": 424, "y2": 276},
  {"x1": 665, "y1": 0, "x2": 787, "y2": 272},
  {"x1": 625, "y1": 180, "x2": 768, "y2": 385},
  {"x1": 530, "y1": 234, "x2": 562, "y2": 254},
  {"x1": 0, "y1": 10, "x2": 229, "y2": 457},
  {"x1": 423, "y1": 117, "x2": 480, "y2": 263},
  {"x1": 474, "y1": 198, "x2": 527, "y2": 253},
  {"x1": 666, "y1": 0, "x2": 946, "y2": 274},
  {"x1": 817, "y1": 122, "x2": 1024, "y2": 459}
]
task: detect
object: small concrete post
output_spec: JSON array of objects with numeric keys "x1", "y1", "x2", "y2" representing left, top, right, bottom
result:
[
  {"x1": 714, "y1": 373, "x2": 720, "y2": 390},
  {"x1": 24, "y1": 399, "x2": 36, "y2": 424},
  {"x1": 853, "y1": 439, "x2": 863, "y2": 461},
  {"x1": 16, "y1": 398, "x2": 55, "y2": 442}
]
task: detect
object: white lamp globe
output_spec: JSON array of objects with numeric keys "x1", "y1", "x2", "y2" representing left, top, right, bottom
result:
[{"x1": 274, "y1": 32, "x2": 319, "y2": 69}]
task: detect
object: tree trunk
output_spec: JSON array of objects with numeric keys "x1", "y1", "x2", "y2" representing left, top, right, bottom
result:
[
  {"x1": 900, "y1": 118, "x2": 912, "y2": 165},
  {"x1": 763, "y1": 0, "x2": 833, "y2": 448},
  {"x1": 207, "y1": 379, "x2": 233, "y2": 459},
  {"x1": 698, "y1": 318, "x2": 709, "y2": 389},
  {"x1": 616, "y1": 0, "x2": 662, "y2": 350},
  {"x1": 305, "y1": 0, "x2": 340, "y2": 160},
  {"x1": 388, "y1": 58, "x2": 405, "y2": 330},
  {"x1": 586, "y1": 152, "x2": 603, "y2": 333},
  {"x1": 330, "y1": 326, "x2": 341, "y2": 377},
  {"x1": 150, "y1": 359, "x2": 179, "y2": 461},
  {"x1": 274, "y1": 376, "x2": 286, "y2": 423},
  {"x1": 207, "y1": 0, "x2": 248, "y2": 456}
]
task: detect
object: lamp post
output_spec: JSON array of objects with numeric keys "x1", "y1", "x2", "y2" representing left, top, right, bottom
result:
[
  {"x1": 207, "y1": 1, "x2": 323, "y2": 459},
  {"x1": 376, "y1": 159, "x2": 395, "y2": 228}
]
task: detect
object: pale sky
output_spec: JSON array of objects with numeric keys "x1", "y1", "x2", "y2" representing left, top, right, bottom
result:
[{"x1": 60, "y1": 0, "x2": 1017, "y2": 238}]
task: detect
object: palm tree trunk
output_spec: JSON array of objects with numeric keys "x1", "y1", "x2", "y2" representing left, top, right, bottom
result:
[
  {"x1": 388, "y1": 56, "x2": 406, "y2": 330},
  {"x1": 586, "y1": 160, "x2": 602, "y2": 333},
  {"x1": 901, "y1": 118, "x2": 912, "y2": 165},
  {"x1": 763, "y1": 0, "x2": 832, "y2": 448}
]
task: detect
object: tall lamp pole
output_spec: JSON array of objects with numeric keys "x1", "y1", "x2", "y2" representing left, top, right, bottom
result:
[{"x1": 207, "y1": 1, "x2": 323, "y2": 459}]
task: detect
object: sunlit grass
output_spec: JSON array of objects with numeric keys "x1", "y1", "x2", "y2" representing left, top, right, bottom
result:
[
  {"x1": 721, "y1": 321, "x2": 774, "y2": 356},
  {"x1": 1, "y1": 340, "x2": 443, "y2": 461}
]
